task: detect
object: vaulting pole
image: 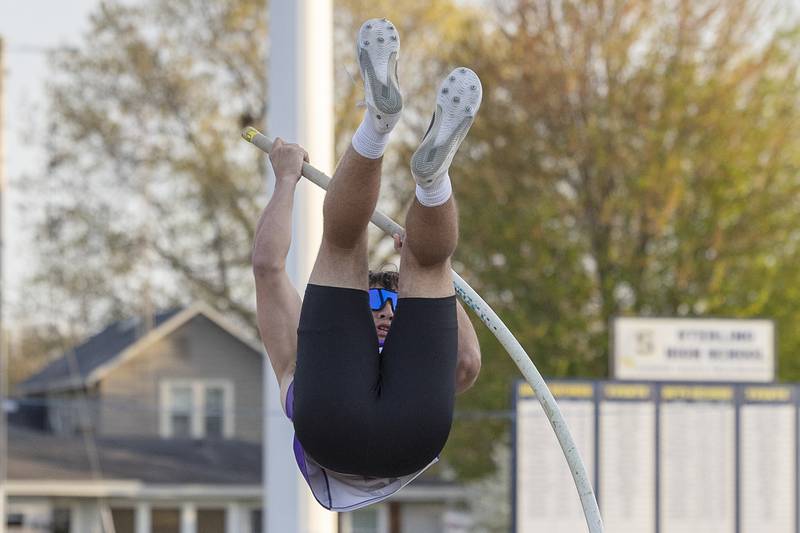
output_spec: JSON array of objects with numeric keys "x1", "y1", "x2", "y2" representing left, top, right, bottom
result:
[{"x1": 244, "y1": 127, "x2": 605, "y2": 533}]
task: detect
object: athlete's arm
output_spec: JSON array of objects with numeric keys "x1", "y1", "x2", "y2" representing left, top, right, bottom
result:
[
  {"x1": 252, "y1": 138, "x2": 308, "y2": 399},
  {"x1": 455, "y1": 300, "x2": 481, "y2": 394}
]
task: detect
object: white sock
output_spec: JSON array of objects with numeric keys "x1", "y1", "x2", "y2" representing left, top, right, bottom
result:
[
  {"x1": 415, "y1": 173, "x2": 452, "y2": 207},
  {"x1": 351, "y1": 113, "x2": 391, "y2": 159}
]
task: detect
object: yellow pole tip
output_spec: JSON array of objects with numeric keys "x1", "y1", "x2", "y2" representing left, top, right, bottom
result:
[{"x1": 241, "y1": 126, "x2": 259, "y2": 142}]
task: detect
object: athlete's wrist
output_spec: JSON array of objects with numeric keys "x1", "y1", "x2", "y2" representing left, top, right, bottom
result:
[{"x1": 274, "y1": 175, "x2": 300, "y2": 189}]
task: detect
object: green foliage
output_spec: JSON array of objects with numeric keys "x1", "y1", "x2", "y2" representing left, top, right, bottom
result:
[{"x1": 338, "y1": 0, "x2": 800, "y2": 479}]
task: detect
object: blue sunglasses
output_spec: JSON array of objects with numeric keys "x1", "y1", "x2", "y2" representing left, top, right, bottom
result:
[{"x1": 369, "y1": 288, "x2": 398, "y2": 311}]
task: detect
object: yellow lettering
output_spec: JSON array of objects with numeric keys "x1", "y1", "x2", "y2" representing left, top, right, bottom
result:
[
  {"x1": 744, "y1": 387, "x2": 792, "y2": 402},
  {"x1": 604, "y1": 384, "x2": 652, "y2": 400},
  {"x1": 661, "y1": 385, "x2": 734, "y2": 401},
  {"x1": 518, "y1": 382, "x2": 594, "y2": 399}
]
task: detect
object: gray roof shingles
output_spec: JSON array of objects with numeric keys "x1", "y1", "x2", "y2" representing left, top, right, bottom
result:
[
  {"x1": 8, "y1": 424, "x2": 261, "y2": 484},
  {"x1": 19, "y1": 309, "x2": 182, "y2": 392}
]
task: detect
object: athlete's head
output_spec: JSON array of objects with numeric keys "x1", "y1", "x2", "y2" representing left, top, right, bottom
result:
[{"x1": 368, "y1": 270, "x2": 398, "y2": 345}]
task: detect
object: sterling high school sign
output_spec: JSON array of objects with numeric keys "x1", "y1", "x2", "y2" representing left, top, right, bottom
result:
[{"x1": 612, "y1": 317, "x2": 775, "y2": 382}]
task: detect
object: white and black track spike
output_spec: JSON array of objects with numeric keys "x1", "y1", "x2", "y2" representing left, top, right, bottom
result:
[
  {"x1": 411, "y1": 67, "x2": 482, "y2": 187},
  {"x1": 356, "y1": 18, "x2": 403, "y2": 132}
]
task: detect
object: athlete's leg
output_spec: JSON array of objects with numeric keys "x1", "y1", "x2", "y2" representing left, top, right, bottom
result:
[
  {"x1": 399, "y1": 67, "x2": 482, "y2": 297},
  {"x1": 308, "y1": 18, "x2": 402, "y2": 289},
  {"x1": 307, "y1": 149, "x2": 381, "y2": 289},
  {"x1": 360, "y1": 68, "x2": 483, "y2": 476},
  {"x1": 294, "y1": 18, "x2": 404, "y2": 475}
]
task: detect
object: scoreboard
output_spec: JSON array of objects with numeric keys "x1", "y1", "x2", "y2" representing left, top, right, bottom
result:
[{"x1": 513, "y1": 381, "x2": 796, "y2": 533}]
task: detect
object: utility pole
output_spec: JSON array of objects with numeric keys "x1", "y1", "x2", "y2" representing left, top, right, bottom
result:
[
  {"x1": 263, "y1": 2, "x2": 335, "y2": 532},
  {"x1": 0, "y1": 34, "x2": 8, "y2": 533}
]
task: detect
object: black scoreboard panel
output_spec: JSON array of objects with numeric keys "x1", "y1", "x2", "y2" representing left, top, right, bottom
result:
[{"x1": 513, "y1": 381, "x2": 797, "y2": 533}]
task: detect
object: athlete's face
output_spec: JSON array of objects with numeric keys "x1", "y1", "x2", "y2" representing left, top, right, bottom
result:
[{"x1": 370, "y1": 286, "x2": 395, "y2": 343}]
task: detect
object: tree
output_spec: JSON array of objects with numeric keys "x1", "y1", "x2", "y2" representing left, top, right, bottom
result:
[
  {"x1": 22, "y1": 0, "x2": 267, "y2": 332},
  {"x1": 6, "y1": 326, "x2": 79, "y2": 387},
  {"x1": 334, "y1": 0, "x2": 800, "y2": 479}
]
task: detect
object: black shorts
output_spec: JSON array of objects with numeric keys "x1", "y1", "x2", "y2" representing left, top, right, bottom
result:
[{"x1": 292, "y1": 283, "x2": 458, "y2": 478}]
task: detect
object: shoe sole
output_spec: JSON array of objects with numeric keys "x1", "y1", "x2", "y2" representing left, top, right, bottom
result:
[
  {"x1": 411, "y1": 67, "x2": 482, "y2": 185},
  {"x1": 357, "y1": 19, "x2": 402, "y2": 121}
]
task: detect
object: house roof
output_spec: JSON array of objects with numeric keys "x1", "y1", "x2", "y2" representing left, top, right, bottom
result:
[
  {"x1": 18, "y1": 309, "x2": 182, "y2": 394},
  {"x1": 7, "y1": 424, "x2": 261, "y2": 485},
  {"x1": 7, "y1": 424, "x2": 466, "y2": 501},
  {"x1": 17, "y1": 303, "x2": 263, "y2": 395}
]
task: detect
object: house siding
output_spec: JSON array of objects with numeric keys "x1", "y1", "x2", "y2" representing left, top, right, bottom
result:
[
  {"x1": 44, "y1": 387, "x2": 101, "y2": 436},
  {"x1": 98, "y1": 315, "x2": 263, "y2": 442}
]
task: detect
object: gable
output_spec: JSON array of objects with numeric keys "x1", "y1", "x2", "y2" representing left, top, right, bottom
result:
[
  {"x1": 102, "y1": 313, "x2": 263, "y2": 383},
  {"x1": 18, "y1": 305, "x2": 262, "y2": 395},
  {"x1": 18, "y1": 309, "x2": 182, "y2": 394}
]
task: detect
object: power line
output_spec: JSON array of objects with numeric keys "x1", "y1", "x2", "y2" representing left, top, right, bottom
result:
[
  {"x1": 6, "y1": 45, "x2": 51, "y2": 55},
  {"x1": 6, "y1": 44, "x2": 78, "y2": 55}
]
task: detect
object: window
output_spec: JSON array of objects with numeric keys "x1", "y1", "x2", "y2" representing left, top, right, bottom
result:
[
  {"x1": 352, "y1": 508, "x2": 379, "y2": 533},
  {"x1": 340, "y1": 507, "x2": 383, "y2": 533},
  {"x1": 160, "y1": 380, "x2": 233, "y2": 439},
  {"x1": 170, "y1": 385, "x2": 193, "y2": 438},
  {"x1": 204, "y1": 387, "x2": 225, "y2": 438},
  {"x1": 250, "y1": 509, "x2": 262, "y2": 533},
  {"x1": 52, "y1": 508, "x2": 71, "y2": 533},
  {"x1": 152, "y1": 508, "x2": 180, "y2": 533},
  {"x1": 111, "y1": 508, "x2": 135, "y2": 533},
  {"x1": 197, "y1": 509, "x2": 226, "y2": 533}
]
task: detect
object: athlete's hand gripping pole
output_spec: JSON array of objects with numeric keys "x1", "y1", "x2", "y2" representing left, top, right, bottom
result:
[{"x1": 242, "y1": 126, "x2": 604, "y2": 533}]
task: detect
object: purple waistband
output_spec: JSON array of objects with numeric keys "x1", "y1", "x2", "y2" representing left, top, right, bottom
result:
[
  {"x1": 285, "y1": 381, "x2": 310, "y2": 481},
  {"x1": 285, "y1": 380, "x2": 296, "y2": 420}
]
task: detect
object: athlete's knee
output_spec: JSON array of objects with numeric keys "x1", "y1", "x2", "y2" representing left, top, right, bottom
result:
[
  {"x1": 319, "y1": 224, "x2": 368, "y2": 256},
  {"x1": 456, "y1": 348, "x2": 481, "y2": 393},
  {"x1": 405, "y1": 238, "x2": 455, "y2": 268}
]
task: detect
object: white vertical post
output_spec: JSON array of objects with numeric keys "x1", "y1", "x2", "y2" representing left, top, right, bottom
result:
[
  {"x1": 135, "y1": 503, "x2": 151, "y2": 533},
  {"x1": 225, "y1": 502, "x2": 241, "y2": 533},
  {"x1": 264, "y1": 1, "x2": 335, "y2": 533},
  {"x1": 180, "y1": 503, "x2": 197, "y2": 533},
  {"x1": 0, "y1": 34, "x2": 7, "y2": 533},
  {"x1": 73, "y1": 501, "x2": 102, "y2": 533}
]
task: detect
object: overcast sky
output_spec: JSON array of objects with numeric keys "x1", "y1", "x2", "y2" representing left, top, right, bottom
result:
[{"x1": 1, "y1": 1, "x2": 101, "y2": 316}]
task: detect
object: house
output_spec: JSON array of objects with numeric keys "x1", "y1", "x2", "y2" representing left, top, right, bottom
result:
[
  {"x1": 6, "y1": 303, "x2": 470, "y2": 533},
  {"x1": 15, "y1": 305, "x2": 263, "y2": 443},
  {"x1": 8, "y1": 304, "x2": 264, "y2": 533}
]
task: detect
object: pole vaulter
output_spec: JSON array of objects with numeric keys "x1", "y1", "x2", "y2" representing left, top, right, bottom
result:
[{"x1": 242, "y1": 126, "x2": 604, "y2": 533}]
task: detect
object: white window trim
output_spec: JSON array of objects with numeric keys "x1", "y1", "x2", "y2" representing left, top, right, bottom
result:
[{"x1": 159, "y1": 379, "x2": 235, "y2": 439}]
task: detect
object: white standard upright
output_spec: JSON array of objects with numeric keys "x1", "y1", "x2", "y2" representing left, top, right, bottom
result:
[
  {"x1": 0, "y1": 35, "x2": 7, "y2": 533},
  {"x1": 263, "y1": 1, "x2": 335, "y2": 532}
]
